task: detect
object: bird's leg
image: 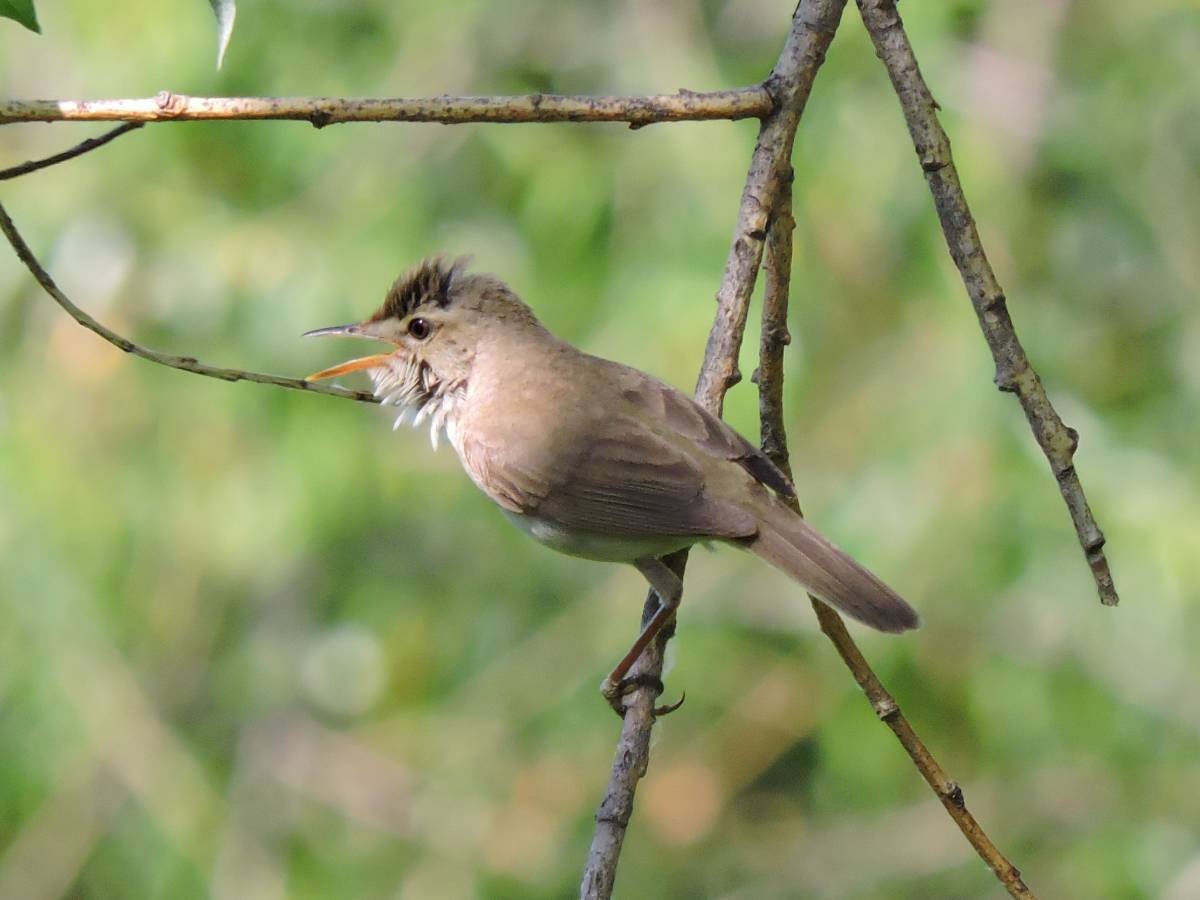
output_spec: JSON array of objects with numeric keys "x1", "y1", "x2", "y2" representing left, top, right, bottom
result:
[{"x1": 601, "y1": 557, "x2": 685, "y2": 715}]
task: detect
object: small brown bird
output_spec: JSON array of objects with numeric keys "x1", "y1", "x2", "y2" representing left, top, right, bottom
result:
[{"x1": 306, "y1": 259, "x2": 918, "y2": 706}]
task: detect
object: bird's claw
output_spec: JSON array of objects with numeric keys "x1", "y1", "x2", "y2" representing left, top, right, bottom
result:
[
  {"x1": 600, "y1": 673, "x2": 684, "y2": 718},
  {"x1": 654, "y1": 690, "x2": 686, "y2": 717}
]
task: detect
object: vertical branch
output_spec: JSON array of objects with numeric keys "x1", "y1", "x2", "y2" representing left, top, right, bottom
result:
[
  {"x1": 756, "y1": 168, "x2": 796, "y2": 467},
  {"x1": 695, "y1": 0, "x2": 849, "y2": 413},
  {"x1": 580, "y1": 2, "x2": 850, "y2": 897},
  {"x1": 855, "y1": 0, "x2": 1118, "y2": 607},
  {"x1": 756, "y1": 161, "x2": 1036, "y2": 900}
]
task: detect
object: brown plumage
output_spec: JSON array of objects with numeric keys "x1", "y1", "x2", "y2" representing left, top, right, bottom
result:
[{"x1": 306, "y1": 259, "x2": 918, "y2": 705}]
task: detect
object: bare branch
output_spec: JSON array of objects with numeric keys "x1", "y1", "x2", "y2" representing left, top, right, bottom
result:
[
  {"x1": 581, "y1": 3, "x2": 850, "y2": 897},
  {"x1": 0, "y1": 123, "x2": 144, "y2": 181},
  {"x1": 755, "y1": 167, "x2": 795, "y2": 468},
  {"x1": 696, "y1": 2, "x2": 846, "y2": 412},
  {"x1": 810, "y1": 603, "x2": 1036, "y2": 898},
  {"x1": 855, "y1": 0, "x2": 1118, "y2": 607},
  {"x1": 0, "y1": 89, "x2": 772, "y2": 129},
  {"x1": 756, "y1": 171, "x2": 1037, "y2": 900},
  {"x1": 0, "y1": 202, "x2": 376, "y2": 405}
]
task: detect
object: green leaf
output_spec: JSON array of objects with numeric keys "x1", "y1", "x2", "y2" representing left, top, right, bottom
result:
[
  {"x1": 0, "y1": 0, "x2": 41, "y2": 33},
  {"x1": 208, "y1": 0, "x2": 235, "y2": 68}
]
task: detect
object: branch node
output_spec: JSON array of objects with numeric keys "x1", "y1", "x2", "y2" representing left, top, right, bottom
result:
[
  {"x1": 594, "y1": 812, "x2": 630, "y2": 828},
  {"x1": 1083, "y1": 529, "x2": 1107, "y2": 556},
  {"x1": 993, "y1": 367, "x2": 1018, "y2": 393},
  {"x1": 154, "y1": 90, "x2": 186, "y2": 116},
  {"x1": 873, "y1": 696, "x2": 900, "y2": 721},
  {"x1": 981, "y1": 292, "x2": 1007, "y2": 314},
  {"x1": 945, "y1": 781, "x2": 966, "y2": 809}
]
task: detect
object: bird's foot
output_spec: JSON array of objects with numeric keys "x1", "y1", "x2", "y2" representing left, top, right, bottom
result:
[
  {"x1": 655, "y1": 691, "x2": 686, "y2": 717},
  {"x1": 600, "y1": 674, "x2": 684, "y2": 719},
  {"x1": 601, "y1": 673, "x2": 661, "y2": 717}
]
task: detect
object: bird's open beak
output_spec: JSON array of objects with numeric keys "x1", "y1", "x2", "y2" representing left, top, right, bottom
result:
[{"x1": 302, "y1": 321, "x2": 395, "y2": 382}]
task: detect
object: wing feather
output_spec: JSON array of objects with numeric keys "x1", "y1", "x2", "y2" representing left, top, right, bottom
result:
[{"x1": 457, "y1": 354, "x2": 786, "y2": 541}]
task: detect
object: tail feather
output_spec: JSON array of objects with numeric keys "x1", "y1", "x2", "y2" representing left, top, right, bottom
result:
[{"x1": 748, "y1": 504, "x2": 919, "y2": 633}]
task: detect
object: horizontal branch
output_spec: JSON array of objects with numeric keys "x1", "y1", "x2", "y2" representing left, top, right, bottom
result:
[
  {"x1": 0, "y1": 88, "x2": 773, "y2": 129},
  {"x1": 0, "y1": 201, "x2": 376, "y2": 404},
  {"x1": 856, "y1": 0, "x2": 1118, "y2": 607}
]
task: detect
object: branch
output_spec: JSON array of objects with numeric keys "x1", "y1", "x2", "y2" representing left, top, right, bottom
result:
[
  {"x1": 0, "y1": 123, "x2": 144, "y2": 181},
  {"x1": 810, "y1": 604, "x2": 1035, "y2": 897},
  {"x1": 580, "y1": 3, "x2": 850, "y2": 898},
  {"x1": 756, "y1": 170, "x2": 1037, "y2": 900},
  {"x1": 0, "y1": 202, "x2": 376, "y2": 404},
  {"x1": 855, "y1": 0, "x2": 1118, "y2": 607},
  {"x1": 0, "y1": 89, "x2": 772, "y2": 129}
]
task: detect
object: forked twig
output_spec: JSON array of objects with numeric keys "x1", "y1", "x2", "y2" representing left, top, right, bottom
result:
[
  {"x1": 757, "y1": 169, "x2": 1037, "y2": 900},
  {"x1": 855, "y1": 0, "x2": 1117, "y2": 607}
]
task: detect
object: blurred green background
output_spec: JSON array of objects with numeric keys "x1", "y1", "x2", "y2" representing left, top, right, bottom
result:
[{"x1": 2, "y1": 1, "x2": 1198, "y2": 897}]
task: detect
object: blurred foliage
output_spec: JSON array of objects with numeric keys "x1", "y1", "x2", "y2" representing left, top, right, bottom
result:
[{"x1": 2, "y1": 1, "x2": 1199, "y2": 898}]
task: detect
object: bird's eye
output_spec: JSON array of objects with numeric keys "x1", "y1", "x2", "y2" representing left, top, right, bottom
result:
[{"x1": 407, "y1": 318, "x2": 433, "y2": 340}]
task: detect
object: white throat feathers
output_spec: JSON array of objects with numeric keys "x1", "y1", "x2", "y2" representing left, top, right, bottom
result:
[{"x1": 368, "y1": 356, "x2": 466, "y2": 452}]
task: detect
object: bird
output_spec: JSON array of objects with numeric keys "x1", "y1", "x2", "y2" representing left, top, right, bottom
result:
[{"x1": 305, "y1": 258, "x2": 918, "y2": 709}]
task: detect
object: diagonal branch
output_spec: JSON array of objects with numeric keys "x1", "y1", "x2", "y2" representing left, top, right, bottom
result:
[
  {"x1": 756, "y1": 169, "x2": 1037, "y2": 900},
  {"x1": 855, "y1": 0, "x2": 1118, "y2": 607},
  {"x1": 0, "y1": 123, "x2": 144, "y2": 181},
  {"x1": 0, "y1": 89, "x2": 772, "y2": 129},
  {"x1": 0, "y1": 202, "x2": 376, "y2": 404},
  {"x1": 580, "y1": 2, "x2": 850, "y2": 898}
]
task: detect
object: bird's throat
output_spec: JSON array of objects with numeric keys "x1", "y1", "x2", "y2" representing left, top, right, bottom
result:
[{"x1": 368, "y1": 356, "x2": 465, "y2": 452}]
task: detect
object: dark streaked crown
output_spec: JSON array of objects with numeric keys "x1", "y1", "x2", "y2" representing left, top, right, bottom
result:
[{"x1": 370, "y1": 257, "x2": 467, "y2": 322}]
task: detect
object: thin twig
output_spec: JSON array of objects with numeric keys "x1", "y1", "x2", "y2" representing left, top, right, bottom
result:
[
  {"x1": 580, "y1": 2, "x2": 849, "y2": 898},
  {"x1": 756, "y1": 169, "x2": 1037, "y2": 900},
  {"x1": 0, "y1": 122, "x2": 144, "y2": 181},
  {"x1": 855, "y1": 0, "x2": 1118, "y2": 607},
  {"x1": 0, "y1": 89, "x2": 772, "y2": 129},
  {"x1": 810, "y1": 604, "x2": 1035, "y2": 898},
  {"x1": 754, "y1": 166, "x2": 795, "y2": 465},
  {"x1": 0, "y1": 202, "x2": 376, "y2": 404}
]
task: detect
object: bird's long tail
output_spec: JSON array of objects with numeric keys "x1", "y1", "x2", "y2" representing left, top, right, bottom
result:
[{"x1": 747, "y1": 501, "x2": 919, "y2": 633}]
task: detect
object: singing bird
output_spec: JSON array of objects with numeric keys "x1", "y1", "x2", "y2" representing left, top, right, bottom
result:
[{"x1": 306, "y1": 259, "x2": 918, "y2": 707}]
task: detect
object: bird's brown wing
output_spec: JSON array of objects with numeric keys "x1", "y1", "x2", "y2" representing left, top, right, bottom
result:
[
  {"x1": 642, "y1": 376, "x2": 795, "y2": 499},
  {"x1": 530, "y1": 420, "x2": 758, "y2": 538},
  {"x1": 460, "y1": 362, "x2": 788, "y2": 539}
]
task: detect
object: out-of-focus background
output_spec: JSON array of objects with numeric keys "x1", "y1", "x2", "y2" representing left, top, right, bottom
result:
[{"x1": 2, "y1": 1, "x2": 1198, "y2": 897}]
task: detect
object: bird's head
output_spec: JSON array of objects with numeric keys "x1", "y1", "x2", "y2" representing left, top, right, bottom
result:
[{"x1": 304, "y1": 257, "x2": 539, "y2": 407}]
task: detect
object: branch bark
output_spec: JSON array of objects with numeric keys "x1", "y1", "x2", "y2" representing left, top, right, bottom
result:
[
  {"x1": 580, "y1": 2, "x2": 849, "y2": 897},
  {"x1": 0, "y1": 89, "x2": 772, "y2": 128},
  {"x1": 855, "y1": 0, "x2": 1118, "y2": 607},
  {"x1": 756, "y1": 169, "x2": 1037, "y2": 900}
]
